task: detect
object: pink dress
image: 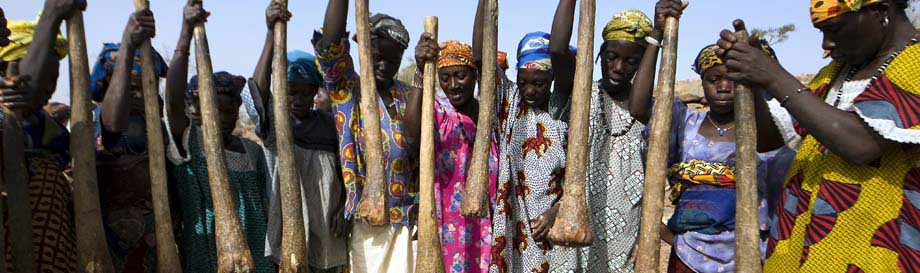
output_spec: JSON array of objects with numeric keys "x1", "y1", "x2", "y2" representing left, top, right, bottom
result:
[{"x1": 433, "y1": 96, "x2": 499, "y2": 273}]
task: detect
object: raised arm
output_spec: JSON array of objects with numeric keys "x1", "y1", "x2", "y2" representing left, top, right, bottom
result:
[
  {"x1": 629, "y1": 0, "x2": 682, "y2": 124},
  {"x1": 549, "y1": 0, "x2": 576, "y2": 99},
  {"x1": 165, "y1": 2, "x2": 207, "y2": 147},
  {"x1": 19, "y1": 0, "x2": 85, "y2": 97},
  {"x1": 472, "y1": 0, "x2": 485, "y2": 69},
  {"x1": 251, "y1": 1, "x2": 291, "y2": 100},
  {"x1": 404, "y1": 33, "x2": 438, "y2": 146},
  {"x1": 249, "y1": 1, "x2": 291, "y2": 133},
  {"x1": 318, "y1": 0, "x2": 349, "y2": 48},
  {"x1": 100, "y1": 10, "x2": 155, "y2": 133}
]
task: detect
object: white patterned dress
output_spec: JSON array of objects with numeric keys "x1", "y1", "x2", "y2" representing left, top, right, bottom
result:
[
  {"x1": 489, "y1": 73, "x2": 577, "y2": 273},
  {"x1": 575, "y1": 85, "x2": 646, "y2": 273}
]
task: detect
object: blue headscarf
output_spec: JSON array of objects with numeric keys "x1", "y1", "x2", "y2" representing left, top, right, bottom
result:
[
  {"x1": 89, "y1": 43, "x2": 168, "y2": 102},
  {"x1": 287, "y1": 50, "x2": 322, "y2": 87},
  {"x1": 516, "y1": 31, "x2": 575, "y2": 72}
]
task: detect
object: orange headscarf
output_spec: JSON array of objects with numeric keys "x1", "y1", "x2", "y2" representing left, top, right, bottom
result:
[
  {"x1": 810, "y1": 0, "x2": 883, "y2": 23},
  {"x1": 438, "y1": 40, "x2": 474, "y2": 69}
]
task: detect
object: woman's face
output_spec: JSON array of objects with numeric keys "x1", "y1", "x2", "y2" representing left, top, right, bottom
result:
[
  {"x1": 371, "y1": 38, "x2": 405, "y2": 84},
  {"x1": 439, "y1": 65, "x2": 477, "y2": 108},
  {"x1": 516, "y1": 68, "x2": 553, "y2": 109},
  {"x1": 815, "y1": 8, "x2": 886, "y2": 65},
  {"x1": 289, "y1": 82, "x2": 319, "y2": 120},
  {"x1": 600, "y1": 40, "x2": 645, "y2": 90},
  {"x1": 185, "y1": 91, "x2": 241, "y2": 136},
  {"x1": 701, "y1": 65, "x2": 735, "y2": 115}
]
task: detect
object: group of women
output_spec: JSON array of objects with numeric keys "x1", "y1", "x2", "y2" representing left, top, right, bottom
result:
[{"x1": 0, "y1": 0, "x2": 917, "y2": 272}]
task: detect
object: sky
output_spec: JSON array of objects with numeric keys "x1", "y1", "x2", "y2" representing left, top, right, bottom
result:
[{"x1": 3, "y1": 0, "x2": 831, "y2": 104}]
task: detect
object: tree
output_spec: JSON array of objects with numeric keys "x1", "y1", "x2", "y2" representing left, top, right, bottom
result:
[
  {"x1": 751, "y1": 23, "x2": 796, "y2": 46},
  {"x1": 397, "y1": 59, "x2": 417, "y2": 84}
]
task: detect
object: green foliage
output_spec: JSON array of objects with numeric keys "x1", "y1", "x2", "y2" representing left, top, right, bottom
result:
[
  {"x1": 397, "y1": 60, "x2": 417, "y2": 84},
  {"x1": 751, "y1": 23, "x2": 797, "y2": 46}
]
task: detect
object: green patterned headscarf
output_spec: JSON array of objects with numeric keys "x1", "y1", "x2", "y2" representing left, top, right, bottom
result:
[{"x1": 603, "y1": 10, "x2": 653, "y2": 44}]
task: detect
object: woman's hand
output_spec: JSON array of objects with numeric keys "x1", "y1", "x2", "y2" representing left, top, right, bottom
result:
[
  {"x1": 716, "y1": 20, "x2": 789, "y2": 89},
  {"x1": 183, "y1": 1, "x2": 210, "y2": 27},
  {"x1": 265, "y1": 1, "x2": 292, "y2": 30},
  {"x1": 653, "y1": 0, "x2": 687, "y2": 36},
  {"x1": 44, "y1": 0, "x2": 87, "y2": 22},
  {"x1": 531, "y1": 203, "x2": 560, "y2": 243},
  {"x1": 124, "y1": 10, "x2": 156, "y2": 48},
  {"x1": 414, "y1": 32, "x2": 439, "y2": 69}
]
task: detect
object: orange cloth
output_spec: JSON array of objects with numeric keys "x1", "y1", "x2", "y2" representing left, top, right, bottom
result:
[
  {"x1": 438, "y1": 40, "x2": 474, "y2": 69},
  {"x1": 810, "y1": 0, "x2": 882, "y2": 23}
]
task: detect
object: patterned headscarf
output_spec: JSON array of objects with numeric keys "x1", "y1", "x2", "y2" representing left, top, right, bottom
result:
[
  {"x1": 693, "y1": 42, "x2": 777, "y2": 75},
  {"x1": 287, "y1": 50, "x2": 322, "y2": 87},
  {"x1": 517, "y1": 32, "x2": 554, "y2": 71},
  {"x1": 187, "y1": 71, "x2": 246, "y2": 98},
  {"x1": 438, "y1": 40, "x2": 474, "y2": 69},
  {"x1": 363, "y1": 13, "x2": 410, "y2": 50},
  {"x1": 603, "y1": 10, "x2": 653, "y2": 44},
  {"x1": 810, "y1": 0, "x2": 883, "y2": 23},
  {"x1": 497, "y1": 51, "x2": 509, "y2": 71},
  {"x1": 0, "y1": 19, "x2": 68, "y2": 62},
  {"x1": 89, "y1": 43, "x2": 167, "y2": 102}
]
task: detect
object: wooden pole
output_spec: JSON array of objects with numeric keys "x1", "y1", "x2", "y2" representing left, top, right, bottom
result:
[
  {"x1": 634, "y1": 16, "x2": 679, "y2": 272},
  {"x1": 415, "y1": 16, "x2": 445, "y2": 273},
  {"x1": 352, "y1": 0, "x2": 388, "y2": 226},
  {"x1": 270, "y1": 0, "x2": 309, "y2": 271},
  {"x1": 132, "y1": 1, "x2": 183, "y2": 272},
  {"x1": 731, "y1": 25, "x2": 762, "y2": 273},
  {"x1": 2, "y1": 62, "x2": 33, "y2": 273},
  {"x1": 67, "y1": 10, "x2": 117, "y2": 273},
  {"x1": 548, "y1": 0, "x2": 595, "y2": 248},
  {"x1": 461, "y1": 0, "x2": 497, "y2": 218},
  {"x1": 189, "y1": 0, "x2": 255, "y2": 271}
]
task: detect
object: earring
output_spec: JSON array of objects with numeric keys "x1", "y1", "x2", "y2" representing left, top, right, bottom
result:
[{"x1": 883, "y1": 16, "x2": 890, "y2": 28}]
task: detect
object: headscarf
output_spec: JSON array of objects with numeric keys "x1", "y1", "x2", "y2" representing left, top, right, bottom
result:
[
  {"x1": 355, "y1": 13, "x2": 410, "y2": 50},
  {"x1": 187, "y1": 71, "x2": 246, "y2": 98},
  {"x1": 603, "y1": 10, "x2": 653, "y2": 44},
  {"x1": 89, "y1": 43, "x2": 168, "y2": 102},
  {"x1": 692, "y1": 42, "x2": 777, "y2": 75},
  {"x1": 0, "y1": 19, "x2": 68, "y2": 62},
  {"x1": 810, "y1": 0, "x2": 883, "y2": 23},
  {"x1": 287, "y1": 50, "x2": 322, "y2": 87},
  {"x1": 438, "y1": 40, "x2": 474, "y2": 69},
  {"x1": 517, "y1": 32, "x2": 554, "y2": 71},
  {"x1": 497, "y1": 51, "x2": 509, "y2": 71}
]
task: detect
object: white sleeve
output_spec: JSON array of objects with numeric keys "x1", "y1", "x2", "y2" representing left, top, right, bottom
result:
[{"x1": 767, "y1": 99, "x2": 802, "y2": 150}]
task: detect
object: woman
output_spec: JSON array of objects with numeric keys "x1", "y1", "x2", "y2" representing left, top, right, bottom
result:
[
  {"x1": 0, "y1": 1, "x2": 79, "y2": 271},
  {"x1": 314, "y1": 0, "x2": 417, "y2": 272},
  {"x1": 405, "y1": 38, "x2": 500, "y2": 273},
  {"x1": 717, "y1": 0, "x2": 920, "y2": 271},
  {"x1": 468, "y1": 0, "x2": 577, "y2": 272},
  {"x1": 631, "y1": 43, "x2": 785, "y2": 273},
  {"x1": 163, "y1": 2, "x2": 272, "y2": 272},
  {"x1": 550, "y1": 3, "x2": 666, "y2": 271},
  {"x1": 89, "y1": 9, "x2": 175, "y2": 272},
  {"x1": 247, "y1": 2, "x2": 349, "y2": 272}
]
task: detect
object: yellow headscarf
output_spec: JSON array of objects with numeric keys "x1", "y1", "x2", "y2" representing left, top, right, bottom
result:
[
  {"x1": 438, "y1": 40, "x2": 475, "y2": 69},
  {"x1": 810, "y1": 0, "x2": 883, "y2": 24},
  {"x1": 603, "y1": 10, "x2": 653, "y2": 44},
  {"x1": 0, "y1": 19, "x2": 68, "y2": 62},
  {"x1": 693, "y1": 42, "x2": 777, "y2": 75}
]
